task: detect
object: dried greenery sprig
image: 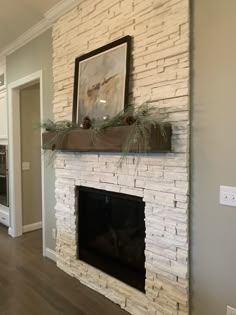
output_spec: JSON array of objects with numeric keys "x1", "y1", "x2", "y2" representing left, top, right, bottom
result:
[
  {"x1": 41, "y1": 120, "x2": 77, "y2": 150},
  {"x1": 90, "y1": 102, "x2": 167, "y2": 154},
  {"x1": 41, "y1": 119, "x2": 73, "y2": 131},
  {"x1": 41, "y1": 102, "x2": 168, "y2": 164}
]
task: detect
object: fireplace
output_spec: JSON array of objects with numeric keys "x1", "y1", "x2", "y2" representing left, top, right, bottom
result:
[{"x1": 77, "y1": 186, "x2": 146, "y2": 292}]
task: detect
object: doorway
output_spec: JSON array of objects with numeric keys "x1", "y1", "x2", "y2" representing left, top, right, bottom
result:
[
  {"x1": 20, "y1": 83, "x2": 42, "y2": 233},
  {"x1": 8, "y1": 71, "x2": 46, "y2": 255}
]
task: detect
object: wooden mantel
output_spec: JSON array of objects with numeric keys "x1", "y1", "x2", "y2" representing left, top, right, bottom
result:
[{"x1": 42, "y1": 124, "x2": 172, "y2": 153}]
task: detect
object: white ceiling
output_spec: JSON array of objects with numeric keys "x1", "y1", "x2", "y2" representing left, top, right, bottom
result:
[{"x1": 0, "y1": 0, "x2": 62, "y2": 51}]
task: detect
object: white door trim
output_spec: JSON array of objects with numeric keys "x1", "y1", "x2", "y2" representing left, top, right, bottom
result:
[
  {"x1": 45, "y1": 248, "x2": 57, "y2": 262},
  {"x1": 8, "y1": 70, "x2": 46, "y2": 256}
]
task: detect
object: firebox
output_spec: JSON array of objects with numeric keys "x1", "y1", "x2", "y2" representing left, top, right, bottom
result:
[{"x1": 77, "y1": 186, "x2": 146, "y2": 292}]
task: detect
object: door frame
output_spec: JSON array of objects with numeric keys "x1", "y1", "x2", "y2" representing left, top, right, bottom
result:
[{"x1": 8, "y1": 70, "x2": 46, "y2": 256}]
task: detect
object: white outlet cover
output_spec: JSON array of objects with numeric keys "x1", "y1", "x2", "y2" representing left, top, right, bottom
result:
[{"x1": 220, "y1": 186, "x2": 236, "y2": 207}]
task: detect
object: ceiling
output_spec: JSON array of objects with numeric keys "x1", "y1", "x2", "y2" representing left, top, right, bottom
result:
[{"x1": 0, "y1": 0, "x2": 62, "y2": 52}]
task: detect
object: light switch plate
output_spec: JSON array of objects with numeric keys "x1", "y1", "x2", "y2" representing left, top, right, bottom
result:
[
  {"x1": 220, "y1": 186, "x2": 236, "y2": 207},
  {"x1": 227, "y1": 306, "x2": 236, "y2": 315},
  {"x1": 22, "y1": 162, "x2": 30, "y2": 171},
  {"x1": 52, "y1": 228, "x2": 57, "y2": 240}
]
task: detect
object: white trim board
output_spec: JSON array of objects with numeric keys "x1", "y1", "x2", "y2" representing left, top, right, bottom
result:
[
  {"x1": 0, "y1": 0, "x2": 80, "y2": 58},
  {"x1": 45, "y1": 248, "x2": 57, "y2": 263},
  {"x1": 8, "y1": 70, "x2": 46, "y2": 257},
  {"x1": 0, "y1": 139, "x2": 8, "y2": 145},
  {"x1": 23, "y1": 222, "x2": 42, "y2": 233}
]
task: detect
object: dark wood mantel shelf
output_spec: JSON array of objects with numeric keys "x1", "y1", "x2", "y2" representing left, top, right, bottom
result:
[{"x1": 42, "y1": 124, "x2": 172, "y2": 153}]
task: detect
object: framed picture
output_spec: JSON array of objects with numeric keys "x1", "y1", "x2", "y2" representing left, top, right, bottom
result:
[{"x1": 72, "y1": 36, "x2": 132, "y2": 124}]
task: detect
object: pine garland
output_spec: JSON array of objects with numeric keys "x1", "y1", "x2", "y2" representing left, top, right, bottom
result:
[{"x1": 41, "y1": 102, "x2": 167, "y2": 155}]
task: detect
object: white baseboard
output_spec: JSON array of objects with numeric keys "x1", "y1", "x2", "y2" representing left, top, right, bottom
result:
[
  {"x1": 45, "y1": 248, "x2": 57, "y2": 262},
  {"x1": 23, "y1": 221, "x2": 42, "y2": 233}
]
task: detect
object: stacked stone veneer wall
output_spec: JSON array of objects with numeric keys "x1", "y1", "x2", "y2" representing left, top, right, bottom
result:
[{"x1": 52, "y1": 0, "x2": 190, "y2": 314}]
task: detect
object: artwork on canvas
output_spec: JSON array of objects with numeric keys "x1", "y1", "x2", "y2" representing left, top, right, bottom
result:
[{"x1": 72, "y1": 36, "x2": 131, "y2": 124}]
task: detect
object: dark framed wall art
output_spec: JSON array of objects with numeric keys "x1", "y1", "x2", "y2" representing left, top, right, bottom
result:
[{"x1": 72, "y1": 36, "x2": 132, "y2": 124}]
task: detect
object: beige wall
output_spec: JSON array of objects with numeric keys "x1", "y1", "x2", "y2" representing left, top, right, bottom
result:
[
  {"x1": 20, "y1": 84, "x2": 42, "y2": 226},
  {"x1": 192, "y1": 0, "x2": 236, "y2": 314},
  {"x1": 6, "y1": 30, "x2": 56, "y2": 250}
]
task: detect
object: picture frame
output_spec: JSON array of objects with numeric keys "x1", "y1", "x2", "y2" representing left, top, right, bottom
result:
[{"x1": 72, "y1": 36, "x2": 132, "y2": 125}]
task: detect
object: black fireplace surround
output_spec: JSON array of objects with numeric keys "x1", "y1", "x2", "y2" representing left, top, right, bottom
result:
[{"x1": 77, "y1": 186, "x2": 146, "y2": 292}]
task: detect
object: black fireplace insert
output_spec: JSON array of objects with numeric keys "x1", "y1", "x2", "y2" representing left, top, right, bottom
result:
[{"x1": 77, "y1": 186, "x2": 146, "y2": 292}]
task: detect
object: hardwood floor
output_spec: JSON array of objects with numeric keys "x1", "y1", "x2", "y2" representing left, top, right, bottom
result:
[{"x1": 0, "y1": 224, "x2": 128, "y2": 315}]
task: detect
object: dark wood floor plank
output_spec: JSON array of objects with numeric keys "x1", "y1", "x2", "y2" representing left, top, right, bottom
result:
[{"x1": 0, "y1": 224, "x2": 128, "y2": 315}]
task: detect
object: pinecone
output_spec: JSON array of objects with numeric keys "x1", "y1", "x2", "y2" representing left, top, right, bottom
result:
[
  {"x1": 125, "y1": 115, "x2": 136, "y2": 125},
  {"x1": 51, "y1": 144, "x2": 56, "y2": 151},
  {"x1": 82, "y1": 116, "x2": 91, "y2": 129}
]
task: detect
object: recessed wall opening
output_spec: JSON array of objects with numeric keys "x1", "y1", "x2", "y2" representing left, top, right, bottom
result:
[
  {"x1": 77, "y1": 186, "x2": 146, "y2": 292},
  {"x1": 20, "y1": 83, "x2": 42, "y2": 232}
]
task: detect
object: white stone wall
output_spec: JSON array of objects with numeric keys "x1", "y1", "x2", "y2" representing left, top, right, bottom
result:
[{"x1": 52, "y1": 0, "x2": 190, "y2": 314}]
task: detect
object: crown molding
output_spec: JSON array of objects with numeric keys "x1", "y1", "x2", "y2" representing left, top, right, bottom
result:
[{"x1": 0, "y1": 0, "x2": 80, "y2": 59}]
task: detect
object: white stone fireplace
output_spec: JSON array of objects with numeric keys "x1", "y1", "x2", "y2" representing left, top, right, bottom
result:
[
  {"x1": 55, "y1": 151, "x2": 189, "y2": 315},
  {"x1": 52, "y1": 0, "x2": 190, "y2": 314}
]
